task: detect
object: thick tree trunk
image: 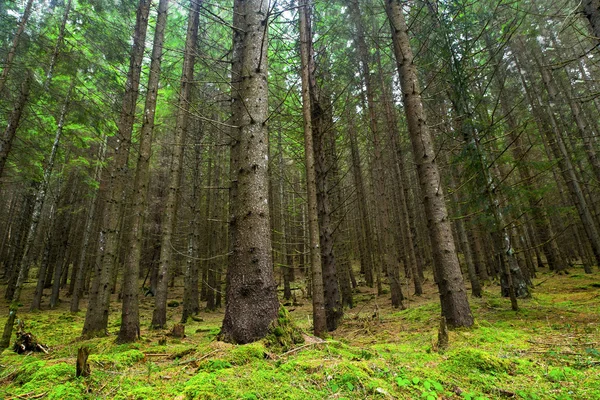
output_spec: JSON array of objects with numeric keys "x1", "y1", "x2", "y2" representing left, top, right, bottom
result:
[
  {"x1": 151, "y1": 0, "x2": 200, "y2": 329},
  {"x1": 220, "y1": 0, "x2": 280, "y2": 343},
  {"x1": 385, "y1": 0, "x2": 473, "y2": 327},
  {"x1": 82, "y1": 0, "x2": 150, "y2": 338},
  {"x1": 297, "y1": 0, "x2": 327, "y2": 338},
  {"x1": 117, "y1": 0, "x2": 169, "y2": 343}
]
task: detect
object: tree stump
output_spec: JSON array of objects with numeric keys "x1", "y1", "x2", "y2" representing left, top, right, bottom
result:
[
  {"x1": 76, "y1": 346, "x2": 91, "y2": 378},
  {"x1": 437, "y1": 316, "x2": 449, "y2": 352},
  {"x1": 170, "y1": 324, "x2": 185, "y2": 338}
]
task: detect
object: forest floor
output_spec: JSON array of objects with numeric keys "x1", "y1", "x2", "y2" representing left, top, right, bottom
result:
[{"x1": 0, "y1": 268, "x2": 599, "y2": 400}]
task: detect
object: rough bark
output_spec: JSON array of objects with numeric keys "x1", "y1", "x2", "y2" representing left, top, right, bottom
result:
[
  {"x1": 220, "y1": 0, "x2": 280, "y2": 343},
  {"x1": 297, "y1": 0, "x2": 327, "y2": 338},
  {"x1": 385, "y1": 0, "x2": 473, "y2": 327},
  {"x1": 82, "y1": 0, "x2": 151, "y2": 338},
  {"x1": 118, "y1": 0, "x2": 169, "y2": 343},
  {"x1": 151, "y1": 0, "x2": 200, "y2": 329}
]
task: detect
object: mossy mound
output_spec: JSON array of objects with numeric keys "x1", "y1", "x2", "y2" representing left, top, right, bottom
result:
[
  {"x1": 89, "y1": 348, "x2": 145, "y2": 370},
  {"x1": 443, "y1": 348, "x2": 514, "y2": 375},
  {"x1": 263, "y1": 306, "x2": 304, "y2": 352}
]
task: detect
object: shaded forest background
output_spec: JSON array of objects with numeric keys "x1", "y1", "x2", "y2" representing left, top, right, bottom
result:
[{"x1": 1, "y1": 0, "x2": 600, "y2": 347}]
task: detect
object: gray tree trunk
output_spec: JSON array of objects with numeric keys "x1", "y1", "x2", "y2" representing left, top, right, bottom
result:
[
  {"x1": 118, "y1": 0, "x2": 169, "y2": 342},
  {"x1": 151, "y1": 0, "x2": 201, "y2": 329},
  {"x1": 82, "y1": 0, "x2": 150, "y2": 338},
  {"x1": 297, "y1": 0, "x2": 327, "y2": 338},
  {"x1": 385, "y1": 0, "x2": 473, "y2": 327}
]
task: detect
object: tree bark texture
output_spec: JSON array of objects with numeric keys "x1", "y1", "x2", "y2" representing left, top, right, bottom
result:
[
  {"x1": 82, "y1": 0, "x2": 151, "y2": 338},
  {"x1": 152, "y1": 0, "x2": 201, "y2": 329},
  {"x1": 386, "y1": 0, "x2": 473, "y2": 327},
  {"x1": 297, "y1": 0, "x2": 327, "y2": 338},
  {"x1": 118, "y1": 0, "x2": 169, "y2": 342},
  {"x1": 220, "y1": 0, "x2": 280, "y2": 344}
]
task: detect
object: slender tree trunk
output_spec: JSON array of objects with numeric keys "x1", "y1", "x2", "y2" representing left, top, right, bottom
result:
[
  {"x1": 277, "y1": 130, "x2": 292, "y2": 301},
  {"x1": 44, "y1": 0, "x2": 72, "y2": 90},
  {"x1": 297, "y1": 0, "x2": 326, "y2": 338},
  {"x1": 385, "y1": 0, "x2": 473, "y2": 327},
  {"x1": 0, "y1": 75, "x2": 31, "y2": 181},
  {"x1": 181, "y1": 122, "x2": 202, "y2": 323},
  {"x1": 117, "y1": 0, "x2": 169, "y2": 342},
  {"x1": 82, "y1": 0, "x2": 151, "y2": 338},
  {"x1": 151, "y1": 0, "x2": 200, "y2": 329},
  {"x1": 0, "y1": 0, "x2": 34, "y2": 95},
  {"x1": 351, "y1": 0, "x2": 404, "y2": 308},
  {"x1": 220, "y1": 0, "x2": 280, "y2": 343},
  {"x1": 70, "y1": 140, "x2": 105, "y2": 312},
  {"x1": 347, "y1": 117, "x2": 375, "y2": 288}
]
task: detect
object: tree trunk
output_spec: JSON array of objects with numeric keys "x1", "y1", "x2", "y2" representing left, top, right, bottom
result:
[
  {"x1": 117, "y1": 0, "x2": 169, "y2": 343},
  {"x1": 181, "y1": 121, "x2": 203, "y2": 323},
  {"x1": 0, "y1": 75, "x2": 31, "y2": 181},
  {"x1": 82, "y1": 0, "x2": 150, "y2": 338},
  {"x1": 0, "y1": 0, "x2": 34, "y2": 94},
  {"x1": 151, "y1": 0, "x2": 200, "y2": 329},
  {"x1": 296, "y1": 0, "x2": 326, "y2": 338},
  {"x1": 351, "y1": 0, "x2": 404, "y2": 308},
  {"x1": 220, "y1": 0, "x2": 280, "y2": 344},
  {"x1": 385, "y1": 0, "x2": 473, "y2": 327},
  {"x1": 70, "y1": 140, "x2": 105, "y2": 312}
]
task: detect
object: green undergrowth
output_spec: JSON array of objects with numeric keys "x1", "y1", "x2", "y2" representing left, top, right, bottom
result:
[{"x1": 1, "y1": 271, "x2": 598, "y2": 399}]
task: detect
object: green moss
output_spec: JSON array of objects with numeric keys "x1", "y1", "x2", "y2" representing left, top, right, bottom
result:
[
  {"x1": 443, "y1": 348, "x2": 514, "y2": 375},
  {"x1": 89, "y1": 349, "x2": 145, "y2": 370},
  {"x1": 227, "y1": 342, "x2": 266, "y2": 365},
  {"x1": 47, "y1": 381, "x2": 86, "y2": 400},
  {"x1": 263, "y1": 306, "x2": 304, "y2": 352}
]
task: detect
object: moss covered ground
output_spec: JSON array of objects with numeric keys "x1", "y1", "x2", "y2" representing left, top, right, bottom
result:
[{"x1": 0, "y1": 269, "x2": 598, "y2": 399}]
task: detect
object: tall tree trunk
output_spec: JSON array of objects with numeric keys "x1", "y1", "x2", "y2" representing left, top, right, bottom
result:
[
  {"x1": 118, "y1": 0, "x2": 169, "y2": 342},
  {"x1": 297, "y1": 0, "x2": 326, "y2": 338},
  {"x1": 181, "y1": 121, "x2": 203, "y2": 323},
  {"x1": 351, "y1": 0, "x2": 404, "y2": 308},
  {"x1": 0, "y1": 75, "x2": 30, "y2": 181},
  {"x1": 347, "y1": 115, "x2": 375, "y2": 288},
  {"x1": 70, "y1": 140, "x2": 105, "y2": 312},
  {"x1": 0, "y1": 0, "x2": 34, "y2": 95},
  {"x1": 44, "y1": 0, "x2": 72, "y2": 90},
  {"x1": 82, "y1": 0, "x2": 151, "y2": 338},
  {"x1": 220, "y1": 0, "x2": 280, "y2": 344},
  {"x1": 151, "y1": 0, "x2": 201, "y2": 329},
  {"x1": 385, "y1": 0, "x2": 473, "y2": 327}
]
